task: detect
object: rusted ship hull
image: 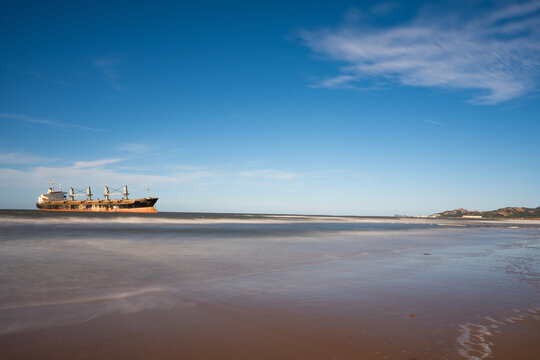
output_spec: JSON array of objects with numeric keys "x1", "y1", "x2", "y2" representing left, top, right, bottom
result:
[{"x1": 36, "y1": 197, "x2": 158, "y2": 213}]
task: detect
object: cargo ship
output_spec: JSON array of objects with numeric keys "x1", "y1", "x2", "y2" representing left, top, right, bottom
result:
[{"x1": 36, "y1": 182, "x2": 158, "y2": 213}]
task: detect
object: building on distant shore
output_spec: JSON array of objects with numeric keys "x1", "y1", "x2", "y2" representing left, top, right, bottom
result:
[{"x1": 462, "y1": 215, "x2": 482, "y2": 219}]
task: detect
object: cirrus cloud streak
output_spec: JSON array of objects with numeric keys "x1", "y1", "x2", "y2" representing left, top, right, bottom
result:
[{"x1": 300, "y1": 1, "x2": 540, "y2": 104}]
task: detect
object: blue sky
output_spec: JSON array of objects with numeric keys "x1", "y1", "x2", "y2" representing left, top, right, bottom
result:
[{"x1": 1, "y1": 0, "x2": 539, "y2": 215}]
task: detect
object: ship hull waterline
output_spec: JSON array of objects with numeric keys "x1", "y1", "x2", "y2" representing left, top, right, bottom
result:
[
  {"x1": 36, "y1": 197, "x2": 159, "y2": 213},
  {"x1": 37, "y1": 207, "x2": 158, "y2": 213}
]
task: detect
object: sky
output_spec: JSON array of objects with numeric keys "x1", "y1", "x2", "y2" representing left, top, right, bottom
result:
[{"x1": 1, "y1": 0, "x2": 539, "y2": 215}]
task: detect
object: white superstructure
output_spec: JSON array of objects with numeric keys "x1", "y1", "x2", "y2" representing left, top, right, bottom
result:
[{"x1": 37, "y1": 182, "x2": 67, "y2": 204}]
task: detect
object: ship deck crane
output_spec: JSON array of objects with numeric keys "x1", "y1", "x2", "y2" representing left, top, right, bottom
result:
[
  {"x1": 69, "y1": 186, "x2": 93, "y2": 201},
  {"x1": 104, "y1": 185, "x2": 129, "y2": 200}
]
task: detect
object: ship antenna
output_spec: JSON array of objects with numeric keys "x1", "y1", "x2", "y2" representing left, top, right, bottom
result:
[
  {"x1": 147, "y1": 187, "x2": 151, "y2": 198},
  {"x1": 50, "y1": 180, "x2": 54, "y2": 191}
]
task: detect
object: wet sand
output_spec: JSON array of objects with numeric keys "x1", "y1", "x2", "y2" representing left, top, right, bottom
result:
[
  {"x1": 0, "y1": 304, "x2": 457, "y2": 360},
  {"x1": 0, "y1": 212, "x2": 539, "y2": 359},
  {"x1": 2, "y1": 290, "x2": 539, "y2": 359},
  {"x1": 490, "y1": 318, "x2": 540, "y2": 360}
]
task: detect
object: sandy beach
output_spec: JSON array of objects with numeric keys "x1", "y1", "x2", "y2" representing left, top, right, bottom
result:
[{"x1": 1, "y1": 212, "x2": 539, "y2": 359}]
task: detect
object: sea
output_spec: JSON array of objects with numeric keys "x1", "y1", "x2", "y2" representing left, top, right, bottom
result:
[{"x1": 0, "y1": 210, "x2": 539, "y2": 359}]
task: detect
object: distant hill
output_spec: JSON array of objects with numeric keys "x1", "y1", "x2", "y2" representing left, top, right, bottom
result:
[{"x1": 435, "y1": 207, "x2": 540, "y2": 219}]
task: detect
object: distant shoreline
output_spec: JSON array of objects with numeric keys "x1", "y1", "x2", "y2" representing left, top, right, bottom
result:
[
  {"x1": 1, "y1": 209, "x2": 540, "y2": 226},
  {"x1": 431, "y1": 206, "x2": 540, "y2": 220}
]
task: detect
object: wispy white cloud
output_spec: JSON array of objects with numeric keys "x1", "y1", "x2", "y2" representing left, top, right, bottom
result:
[
  {"x1": 93, "y1": 57, "x2": 123, "y2": 91},
  {"x1": 0, "y1": 147, "x2": 220, "y2": 190},
  {"x1": 424, "y1": 120, "x2": 444, "y2": 125},
  {"x1": 311, "y1": 75, "x2": 358, "y2": 89},
  {"x1": 300, "y1": 1, "x2": 540, "y2": 104},
  {"x1": 74, "y1": 159, "x2": 123, "y2": 168},
  {"x1": 0, "y1": 161, "x2": 219, "y2": 188},
  {"x1": 0, "y1": 152, "x2": 51, "y2": 164},
  {"x1": 0, "y1": 113, "x2": 103, "y2": 132}
]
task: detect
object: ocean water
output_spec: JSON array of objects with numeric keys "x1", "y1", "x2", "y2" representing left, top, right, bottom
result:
[{"x1": 0, "y1": 210, "x2": 539, "y2": 359}]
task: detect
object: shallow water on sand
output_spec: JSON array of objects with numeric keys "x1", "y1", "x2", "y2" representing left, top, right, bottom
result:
[{"x1": 0, "y1": 210, "x2": 539, "y2": 359}]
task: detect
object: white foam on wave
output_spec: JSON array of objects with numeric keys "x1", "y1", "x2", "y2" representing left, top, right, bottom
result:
[
  {"x1": 456, "y1": 323, "x2": 493, "y2": 360},
  {"x1": 0, "y1": 286, "x2": 168, "y2": 310},
  {"x1": 456, "y1": 308, "x2": 540, "y2": 359},
  {"x1": 3, "y1": 214, "x2": 539, "y2": 228},
  {"x1": 0, "y1": 215, "x2": 399, "y2": 226},
  {"x1": 0, "y1": 286, "x2": 183, "y2": 335},
  {"x1": 483, "y1": 316, "x2": 505, "y2": 325}
]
